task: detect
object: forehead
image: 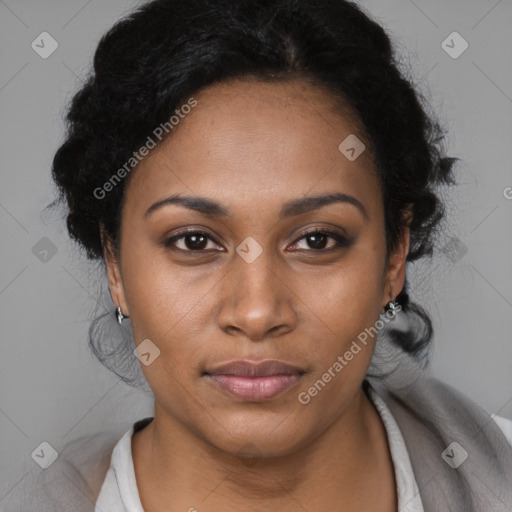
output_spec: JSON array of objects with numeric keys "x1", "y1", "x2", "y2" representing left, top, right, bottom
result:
[{"x1": 123, "y1": 78, "x2": 381, "y2": 221}]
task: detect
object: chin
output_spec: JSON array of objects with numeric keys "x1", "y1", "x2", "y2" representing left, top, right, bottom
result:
[{"x1": 202, "y1": 412, "x2": 311, "y2": 460}]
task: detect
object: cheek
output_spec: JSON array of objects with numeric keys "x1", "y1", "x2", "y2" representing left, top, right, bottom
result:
[
  {"x1": 119, "y1": 241, "x2": 221, "y2": 372},
  {"x1": 120, "y1": 236, "x2": 198, "y2": 329},
  {"x1": 294, "y1": 244, "x2": 385, "y2": 339},
  {"x1": 290, "y1": 249, "x2": 385, "y2": 399}
]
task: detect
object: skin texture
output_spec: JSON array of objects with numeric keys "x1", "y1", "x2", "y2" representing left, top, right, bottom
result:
[{"x1": 104, "y1": 78, "x2": 410, "y2": 511}]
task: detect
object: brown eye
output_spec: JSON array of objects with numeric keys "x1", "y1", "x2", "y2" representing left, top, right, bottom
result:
[
  {"x1": 163, "y1": 228, "x2": 352, "y2": 254},
  {"x1": 288, "y1": 229, "x2": 352, "y2": 252},
  {"x1": 164, "y1": 230, "x2": 222, "y2": 252}
]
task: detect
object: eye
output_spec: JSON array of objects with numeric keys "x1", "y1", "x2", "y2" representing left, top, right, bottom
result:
[
  {"x1": 163, "y1": 228, "x2": 352, "y2": 254},
  {"x1": 288, "y1": 228, "x2": 352, "y2": 252},
  {"x1": 163, "y1": 230, "x2": 223, "y2": 252}
]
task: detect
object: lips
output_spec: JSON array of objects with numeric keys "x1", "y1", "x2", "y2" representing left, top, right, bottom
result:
[
  {"x1": 204, "y1": 360, "x2": 305, "y2": 401},
  {"x1": 205, "y1": 359, "x2": 304, "y2": 378}
]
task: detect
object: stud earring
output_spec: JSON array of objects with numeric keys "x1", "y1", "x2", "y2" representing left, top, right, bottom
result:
[{"x1": 115, "y1": 306, "x2": 129, "y2": 324}]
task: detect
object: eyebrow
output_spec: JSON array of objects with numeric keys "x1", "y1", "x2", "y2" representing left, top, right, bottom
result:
[{"x1": 144, "y1": 192, "x2": 368, "y2": 220}]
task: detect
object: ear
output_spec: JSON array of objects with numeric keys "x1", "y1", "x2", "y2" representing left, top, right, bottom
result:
[
  {"x1": 100, "y1": 224, "x2": 129, "y2": 315},
  {"x1": 382, "y1": 205, "x2": 413, "y2": 308}
]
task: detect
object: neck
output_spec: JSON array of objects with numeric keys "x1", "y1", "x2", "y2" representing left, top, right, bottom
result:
[{"x1": 132, "y1": 387, "x2": 396, "y2": 511}]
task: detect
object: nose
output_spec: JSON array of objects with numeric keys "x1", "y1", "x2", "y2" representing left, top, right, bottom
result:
[{"x1": 216, "y1": 249, "x2": 297, "y2": 341}]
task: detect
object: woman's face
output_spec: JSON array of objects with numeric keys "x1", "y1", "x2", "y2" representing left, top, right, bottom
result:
[{"x1": 105, "y1": 78, "x2": 408, "y2": 457}]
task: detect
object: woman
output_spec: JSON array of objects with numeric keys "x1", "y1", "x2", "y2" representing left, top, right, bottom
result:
[{"x1": 16, "y1": 0, "x2": 512, "y2": 511}]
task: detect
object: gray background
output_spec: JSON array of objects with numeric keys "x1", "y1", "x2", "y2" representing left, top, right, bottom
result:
[{"x1": 1, "y1": 0, "x2": 511, "y2": 502}]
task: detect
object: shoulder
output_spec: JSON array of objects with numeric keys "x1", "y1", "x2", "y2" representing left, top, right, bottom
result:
[
  {"x1": 56, "y1": 429, "x2": 122, "y2": 495},
  {"x1": 371, "y1": 373, "x2": 512, "y2": 450},
  {"x1": 368, "y1": 373, "x2": 512, "y2": 508},
  {"x1": 2, "y1": 429, "x2": 124, "y2": 512}
]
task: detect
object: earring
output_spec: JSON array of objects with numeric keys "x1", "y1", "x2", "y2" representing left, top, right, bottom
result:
[
  {"x1": 115, "y1": 306, "x2": 129, "y2": 324},
  {"x1": 385, "y1": 299, "x2": 400, "y2": 317}
]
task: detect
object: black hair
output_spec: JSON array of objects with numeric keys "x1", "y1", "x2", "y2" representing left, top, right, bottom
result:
[{"x1": 50, "y1": 0, "x2": 458, "y2": 383}]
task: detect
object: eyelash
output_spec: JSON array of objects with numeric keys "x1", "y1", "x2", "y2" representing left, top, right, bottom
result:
[{"x1": 163, "y1": 228, "x2": 352, "y2": 254}]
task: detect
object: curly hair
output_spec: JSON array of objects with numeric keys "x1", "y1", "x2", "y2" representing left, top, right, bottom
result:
[{"x1": 50, "y1": 0, "x2": 458, "y2": 382}]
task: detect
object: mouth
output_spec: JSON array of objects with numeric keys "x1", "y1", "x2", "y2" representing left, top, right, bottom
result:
[{"x1": 203, "y1": 360, "x2": 306, "y2": 402}]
